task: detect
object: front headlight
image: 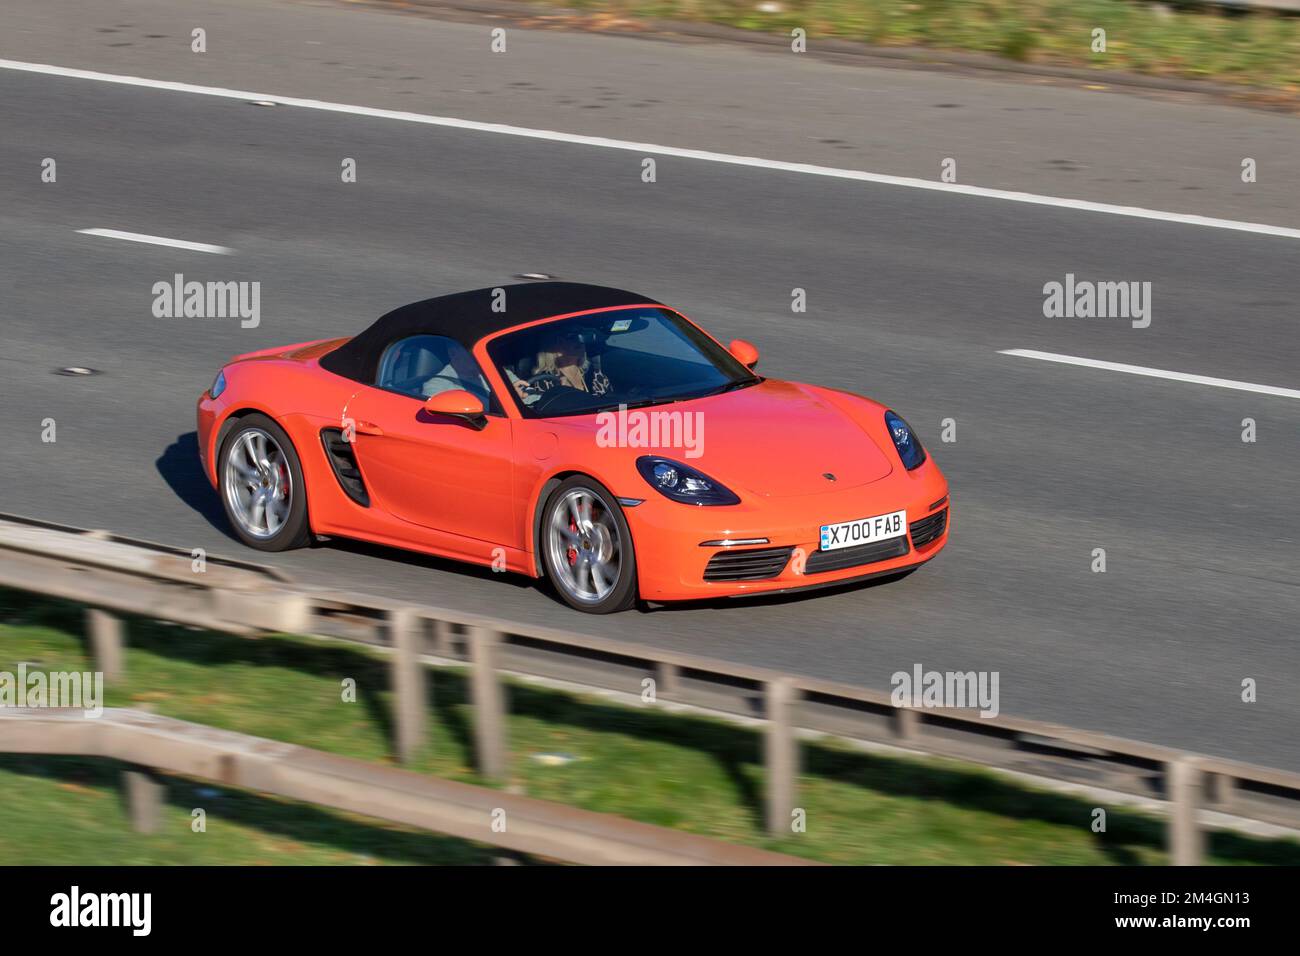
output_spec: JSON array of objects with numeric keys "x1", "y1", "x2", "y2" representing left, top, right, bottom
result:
[
  {"x1": 210, "y1": 369, "x2": 227, "y2": 399},
  {"x1": 884, "y1": 410, "x2": 926, "y2": 470},
  {"x1": 636, "y1": 456, "x2": 740, "y2": 506}
]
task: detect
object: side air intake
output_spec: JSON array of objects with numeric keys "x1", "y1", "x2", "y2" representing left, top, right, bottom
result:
[{"x1": 320, "y1": 428, "x2": 370, "y2": 507}]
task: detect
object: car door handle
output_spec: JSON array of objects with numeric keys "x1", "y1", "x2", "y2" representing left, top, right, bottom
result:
[{"x1": 353, "y1": 420, "x2": 384, "y2": 436}]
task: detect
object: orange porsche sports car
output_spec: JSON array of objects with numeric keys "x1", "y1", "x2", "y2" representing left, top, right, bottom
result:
[{"x1": 197, "y1": 283, "x2": 949, "y2": 612}]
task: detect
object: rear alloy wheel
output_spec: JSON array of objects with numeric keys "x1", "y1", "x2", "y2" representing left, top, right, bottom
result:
[
  {"x1": 218, "y1": 413, "x2": 311, "y2": 551},
  {"x1": 541, "y1": 477, "x2": 637, "y2": 613}
]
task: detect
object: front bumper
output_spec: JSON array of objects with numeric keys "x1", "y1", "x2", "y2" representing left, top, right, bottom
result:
[
  {"x1": 196, "y1": 390, "x2": 227, "y2": 488},
  {"x1": 626, "y1": 459, "x2": 949, "y2": 601}
]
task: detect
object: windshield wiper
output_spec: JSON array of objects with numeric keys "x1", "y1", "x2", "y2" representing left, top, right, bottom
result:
[
  {"x1": 587, "y1": 378, "x2": 762, "y2": 415},
  {"x1": 696, "y1": 376, "x2": 763, "y2": 399},
  {"x1": 587, "y1": 397, "x2": 671, "y2": 414}
]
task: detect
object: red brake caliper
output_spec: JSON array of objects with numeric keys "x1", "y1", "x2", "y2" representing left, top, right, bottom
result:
[{"x1": 566, "y1": 518, "x2": 578, "y2": 566}]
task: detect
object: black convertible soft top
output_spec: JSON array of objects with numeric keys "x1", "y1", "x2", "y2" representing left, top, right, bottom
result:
[{"x1": 318, "y1": 281, "x2": 659, "y2": 383}]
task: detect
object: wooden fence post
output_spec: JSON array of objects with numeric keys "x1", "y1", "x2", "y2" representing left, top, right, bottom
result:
[
  {"x1": 388, "y1": 608, "x2": 426, "y2": 764},
  {"x1": 764, "y1": 678, "x2": 798, "y2": 838},
  {"x1": 470, "y1": 626, "x2": 508, "y2": 780},
  {"x1": 87, "y1": 608, "x2": 124, "y2": 681}
]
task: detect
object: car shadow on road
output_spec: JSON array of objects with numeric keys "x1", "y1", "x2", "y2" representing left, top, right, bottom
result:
[
  {"x1": 158, "y1": 429, "x2": 904, "y2": 609},
  {"x1": 155, "y1": 432, "x2": 235, "y2": 540},
  {"x1": 641, "y1": 567, "x2": 917, "y2": 613},
  {"x1": 156, "y1": 431, "x2": 536, "y2": 592},
  {"x1": 323, "y1": 536, "x2": 537, "y2": 592}
]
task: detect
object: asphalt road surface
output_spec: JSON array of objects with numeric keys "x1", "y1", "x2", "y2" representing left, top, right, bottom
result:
[
  {"x1": 1, "y1": 2, "x2": 1297, "y2": 771},
  {"x1": 5, "y1": 0, "x2": 1300, "y2": 225}
]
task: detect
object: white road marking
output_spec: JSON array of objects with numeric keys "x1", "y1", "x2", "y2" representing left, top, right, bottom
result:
[
  {"x1": 4, "y1": 57, "x2": 1299, "y2": 242},
  {"x1": 999, "y1": 349, "x2": 1300, "y2": 400},
  {"x1": 76, "y1": 228, "x2": 231, "y2": 255}
]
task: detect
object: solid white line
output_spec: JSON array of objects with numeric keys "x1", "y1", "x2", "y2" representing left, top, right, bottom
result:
[
  {"x1": 999, "y1": 349, "x2": 1300, "y2": 400},
  {"x1": 5, "y1": 57, "x2": 1300, "y2": 242},
  {"x1": 77, "y1": 228, "x2": 231, "y2": 255}
]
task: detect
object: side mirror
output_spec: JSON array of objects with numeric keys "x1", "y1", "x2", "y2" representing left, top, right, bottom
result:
[
  {"x1": 424, "y1": 389, "x2": 487, "y2": 429},
  {"x1": 729, "y1": 338, "x2": 759, "y2": 370}
]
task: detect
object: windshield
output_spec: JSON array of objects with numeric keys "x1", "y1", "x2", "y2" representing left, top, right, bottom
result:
[{"x1": 487, "y1": 307, "x2": 759, "y2": 419}]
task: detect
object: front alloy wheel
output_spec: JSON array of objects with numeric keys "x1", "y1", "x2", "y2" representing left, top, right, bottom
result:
[
  {"x1": 541, "y1": 477, "x2": 637, "y2": 613},
  {"x1": 218, "y1": 413, "x2": 311, "y2": 551}
]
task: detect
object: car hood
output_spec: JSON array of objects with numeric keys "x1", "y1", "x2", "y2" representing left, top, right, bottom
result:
[{"x1": 554, "y1": 379, "x2": 896, "y2": 498}]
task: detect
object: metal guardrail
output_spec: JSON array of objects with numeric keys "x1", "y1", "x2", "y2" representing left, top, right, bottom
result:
[
  {"x1": 1218, "y1": 0, "x2": 1300, "y2": 11},
  {"x1": 0, "y1": 708, "x2": 812, "y2": 865},
  {"x1": 2, "y1": 512, "x2": 1298, "y2": 864},
  {"x1": 393, "y1": 0, "x2": 1300, "y2": 18}
]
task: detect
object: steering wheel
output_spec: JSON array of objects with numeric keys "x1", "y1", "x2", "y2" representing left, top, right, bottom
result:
[
  {"x1": 525, "y1": 382, "x2": 577, "y2": 416},
  {"x1": 525, "y1": 372, "x2": 561, "y2": 388},
  {"x1": 525, "y1": 376, "x2": 575, "y2": 413}
]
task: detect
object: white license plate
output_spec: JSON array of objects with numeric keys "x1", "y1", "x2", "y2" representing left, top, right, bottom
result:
[{"x1": 819, "y1": 509, "x2": 907, "y2": 551}]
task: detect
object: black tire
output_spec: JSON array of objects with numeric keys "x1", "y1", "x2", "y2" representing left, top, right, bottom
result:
[
  {"x1": 217, "y1": 412, "x2": 312, "y2": 551},
  {"x1": 539, "y1": 476, "x2": 638, "y2": 613}
]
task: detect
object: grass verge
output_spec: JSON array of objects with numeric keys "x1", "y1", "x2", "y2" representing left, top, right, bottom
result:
[
  {"x1": 520, "y1": 0, "x2": 1300, "y2": 91},
  {"x1": 1, "y1": 588, "x2": 1297, "y2": 865}
]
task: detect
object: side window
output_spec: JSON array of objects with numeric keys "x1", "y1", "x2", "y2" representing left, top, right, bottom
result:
[{"x1": 376, "y1": 335, "x2": 493, "y2": 404}]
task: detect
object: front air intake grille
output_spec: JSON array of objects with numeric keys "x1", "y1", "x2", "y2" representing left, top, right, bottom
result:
[
  {"x1": 909, "y1": 508, "x2": 948, "y2": 547},
  {"x1": 703, "y1": 546, "x2": 793, "y2": 582},
  {"x1": 320, "y1": 428, "x2": 370, "y2": 507},
  {"x1": 804, "y1": 535, "x2": 910, "y2": 574}
]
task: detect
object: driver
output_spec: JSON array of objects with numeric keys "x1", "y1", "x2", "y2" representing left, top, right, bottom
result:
[{"x1": 511, "y1": 327, "x2": 612, "y2": 404}]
